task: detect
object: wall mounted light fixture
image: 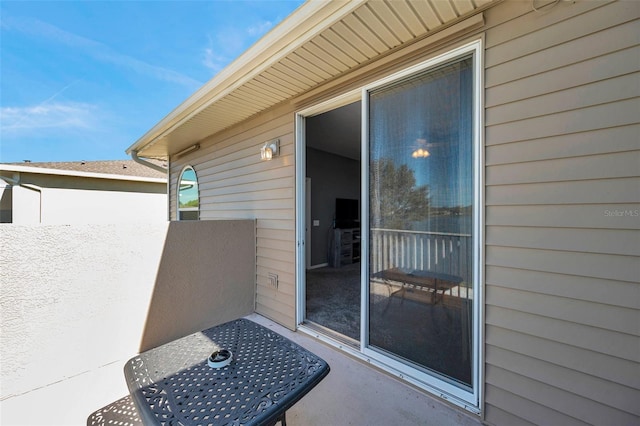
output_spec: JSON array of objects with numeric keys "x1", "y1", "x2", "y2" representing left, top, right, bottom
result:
[
  {"x1": 174, "y1": 143, "x2": 200, "y2": 158},
  {"x1": 261, "y1": 139, "x2": 279, "y2": 160}
]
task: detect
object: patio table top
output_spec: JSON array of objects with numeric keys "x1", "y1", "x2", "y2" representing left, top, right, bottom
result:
[{"x1": 124, "y1": 318, "x2": 330, "y2": 426}]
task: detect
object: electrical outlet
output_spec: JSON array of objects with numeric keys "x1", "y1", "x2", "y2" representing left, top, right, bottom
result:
[
  {"x1": 313, "y1": 220, "x2": 320, "y2": 226},
  {"x1": 268, "y1": 273, "x2": 278, "y2": 289}
]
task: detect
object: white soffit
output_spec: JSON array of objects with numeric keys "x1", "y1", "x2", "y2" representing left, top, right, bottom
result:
[{"x1": 129, "y1": 0, "x2": 495, "y2": 159}]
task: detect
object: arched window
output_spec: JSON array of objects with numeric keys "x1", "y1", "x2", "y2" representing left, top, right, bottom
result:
[{"x1": 177, "y1": 166, "x2": 199, "y2": 220}]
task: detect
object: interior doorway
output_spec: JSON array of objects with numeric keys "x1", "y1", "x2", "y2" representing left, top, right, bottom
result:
[{"x1": 302, "y1": 101, "x2": 362, "y2": 343}]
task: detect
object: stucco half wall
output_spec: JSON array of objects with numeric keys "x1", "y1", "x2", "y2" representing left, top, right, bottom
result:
[
  {"x1": 0, "y1": 220, "x2": 255, "y2": 399},
  {"x1": 139, "y1": 220, "x2": 257, "y2": 351}
]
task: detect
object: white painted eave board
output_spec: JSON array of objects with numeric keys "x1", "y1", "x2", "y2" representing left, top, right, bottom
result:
[
  {"x1": 126, "y1": 0, "x2": 363, "y2": 158},
  {"x1": 0, "y1": 164, "x2": 167, "y2": 183}
]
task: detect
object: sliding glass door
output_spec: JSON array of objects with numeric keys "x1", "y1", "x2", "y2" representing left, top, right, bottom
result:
[
  {"x1": 363, "y1": 42, "x2": 481, "y2": 403},
  {"x1": 297, "y1": 41, "x2": 482, "y2": 407}
]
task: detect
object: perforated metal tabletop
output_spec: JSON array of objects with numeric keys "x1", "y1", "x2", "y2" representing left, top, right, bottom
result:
[{"x1": 124, "y1": 318, "x2": 330, "y2": 426}]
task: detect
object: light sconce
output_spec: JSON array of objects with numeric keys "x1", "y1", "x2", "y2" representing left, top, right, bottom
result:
[
  {"x1": 261, "y1": 139, "x2": 279, "y2": 161},
  {"x1": 175, "y1": 143, "x2": 200, "y2": 158}
]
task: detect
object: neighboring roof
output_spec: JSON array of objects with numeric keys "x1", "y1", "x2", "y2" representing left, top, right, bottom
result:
[
  {"x1": 0, "y1": 160, "x2": 167, "y2": 183},
  {"x1": 127, "y1": 0, "x2": 495, "y2": 159}
]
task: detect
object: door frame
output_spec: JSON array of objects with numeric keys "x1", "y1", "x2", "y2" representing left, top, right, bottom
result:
[
  {"x1": 361, "y1": 39, "x2": 484, "y2": 408},
  {"x1": 295, "y1": 90, "x2": 362, "y2": 324},
  {"x1": 295, "y1": 38, "x2": 484, "y2": 412}
]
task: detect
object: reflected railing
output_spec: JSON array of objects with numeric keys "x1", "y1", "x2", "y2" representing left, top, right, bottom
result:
[
  {"x1": 369, "y1": 227, "x2": 474, "y2": 381},
  {"x1": 370, "y1": 228, "x2": 472, "y2": 299}
]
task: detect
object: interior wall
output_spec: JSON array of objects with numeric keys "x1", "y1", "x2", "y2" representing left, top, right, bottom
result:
[{"x1": 306, "y1": 147, "x2": 360, "y2": 266}]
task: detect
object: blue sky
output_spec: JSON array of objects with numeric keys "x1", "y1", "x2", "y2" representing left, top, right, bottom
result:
[{"x1": 0, "y1": 0, "x2": 304, "y2": 163}]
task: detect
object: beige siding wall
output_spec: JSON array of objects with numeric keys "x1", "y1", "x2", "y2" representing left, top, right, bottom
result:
[
  {"x1": 166, "y1": 0, "x2": 639, "y2": 422},
  {"x1": 483, "y1": 1, "x2": 639, "y2": 424},
  {"x1": 170, "y1": 104, "x2": 297, "y2": 329}
]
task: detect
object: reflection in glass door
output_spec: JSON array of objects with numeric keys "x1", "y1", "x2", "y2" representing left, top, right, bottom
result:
[{"x1": 367, "y1": 55, "x2": 475, "y2": 389}]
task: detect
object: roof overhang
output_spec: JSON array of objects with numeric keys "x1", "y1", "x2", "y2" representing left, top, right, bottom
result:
[
  {"x1": 0, "y1": 164, "x2": 167, "y2": 183},
  {"x1": 127, "y1": 0, "x2": 496, "y2": 160}
]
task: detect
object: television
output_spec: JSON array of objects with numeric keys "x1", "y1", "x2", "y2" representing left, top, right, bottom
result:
[{"x1": 335, "y1": 198, "x2": 359, "y2": 229}]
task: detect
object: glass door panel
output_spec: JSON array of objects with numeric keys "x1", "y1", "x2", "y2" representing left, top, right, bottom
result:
[{"x1": 367, "y1": 57, "x2": 474, "y2": 388}]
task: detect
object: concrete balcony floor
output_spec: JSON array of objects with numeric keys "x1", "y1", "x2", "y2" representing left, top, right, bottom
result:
[{"x1": 1, "y1": 314, "x2": 482, "y2": 426}]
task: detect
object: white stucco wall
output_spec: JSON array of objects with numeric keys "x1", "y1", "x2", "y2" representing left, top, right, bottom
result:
[
  {"x1": 0, "y1": 220, "x2": 255, "y2": 400},
  {"x1": 0, "y1": 223, "x2": 167, "y2": 399},
  {"x1": 11, "y1": 185, "x2": 40, "y2": 224},
  {"x1": 8, "y1": 186, "x2": 167, "y2": 224},
  {"x1": 40, "y1": 188, "x2": 167, "y2": 224}
]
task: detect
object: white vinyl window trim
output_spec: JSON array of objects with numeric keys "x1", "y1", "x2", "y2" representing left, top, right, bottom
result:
[{"x1": 177, "y1": 165, "x2": 200, "y2": 221}]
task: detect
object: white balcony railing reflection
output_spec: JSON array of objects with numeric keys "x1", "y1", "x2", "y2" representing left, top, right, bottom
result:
[{"x1": 370, "y1": 228, "x2": 472, "y2": 298}]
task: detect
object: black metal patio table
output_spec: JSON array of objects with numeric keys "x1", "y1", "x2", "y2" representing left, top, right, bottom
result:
[{"x1": 124, "y1": 318, "x2": 330, "y2": 426}]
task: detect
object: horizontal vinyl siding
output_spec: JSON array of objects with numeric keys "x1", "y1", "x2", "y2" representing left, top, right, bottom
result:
[
  {"x1": 483, "y1": 1, "x2": 640, "y2": 425},
  {"x1": 170, "y1": 104, "x2": 297, "y2": 329},
  {"x1": 160, "y1": 1, "x2": 640, "y2": 421}
]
